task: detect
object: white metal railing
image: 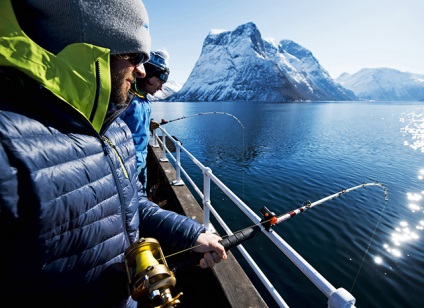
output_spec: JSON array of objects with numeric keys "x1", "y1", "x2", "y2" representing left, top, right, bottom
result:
[{"x1": 151, "y1": 127, "x2": 356, "y2": 308}]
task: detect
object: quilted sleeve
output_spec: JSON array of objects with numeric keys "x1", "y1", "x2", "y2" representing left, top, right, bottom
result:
[
  {"x1": 0, "y1": 139, "x2": 19, "y2": 219},
  {"x1": 137, "y1": 191, "x2": 206, "y2": 254}
]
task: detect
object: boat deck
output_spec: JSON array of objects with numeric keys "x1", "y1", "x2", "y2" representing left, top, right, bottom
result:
[{"x1": 146, "y1": 144, "x2": 268, "y2": 307}]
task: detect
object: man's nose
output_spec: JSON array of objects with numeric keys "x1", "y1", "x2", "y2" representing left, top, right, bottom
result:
[{"x1": 135, "y1": 64, "x2": 146, "y2": 78}]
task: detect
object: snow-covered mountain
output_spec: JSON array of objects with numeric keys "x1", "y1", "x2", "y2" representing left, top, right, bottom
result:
[
  {"x1": 148, "y1": 80, "x2": 182, "y2": 101},
  {"x1": 336, "y1": 68, "x2": 424, "y2": 101},
  {"x1": 167, "y1": 22, "x2": 356, "y2": 102}
]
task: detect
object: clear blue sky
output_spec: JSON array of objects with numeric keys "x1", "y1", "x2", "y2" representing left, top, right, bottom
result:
[{"x1": 144, "y1": 0, "x2": 424, "y2": 84}]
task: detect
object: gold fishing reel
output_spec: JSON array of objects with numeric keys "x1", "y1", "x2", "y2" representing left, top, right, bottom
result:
[{"x1": 124, "y1": 237, "x2": 182, "y2": 307}]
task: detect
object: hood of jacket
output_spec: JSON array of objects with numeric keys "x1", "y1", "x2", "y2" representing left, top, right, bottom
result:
[{"x1": 0, "y1": 0, "x2": 110, "y2": 133}]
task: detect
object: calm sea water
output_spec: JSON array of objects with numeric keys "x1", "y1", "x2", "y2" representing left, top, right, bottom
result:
[{"x1": 152, "y1": 101, "x2": 424, "y2": 308}]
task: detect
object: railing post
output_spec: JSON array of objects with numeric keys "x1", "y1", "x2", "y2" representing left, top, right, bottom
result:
[
  {"x1": 202, "y1": 167, "x2": 212, "y2": 232},
  {"x1": 152, "y1": 129, "x2": 159, "y2": 148},
  {"x1": 160, "y1": 133, "x2": 168, "y2": 162},
  {"x1": 327, "y1": 288, "x2": 356, "y2": 308},
  {"x1": 172, "y1": 142, "x2": 184, "y2": 186}
]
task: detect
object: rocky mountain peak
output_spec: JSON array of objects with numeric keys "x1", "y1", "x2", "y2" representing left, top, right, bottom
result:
[{"x1": 167, "y1": 22, "x2": 356, "y2": 102}]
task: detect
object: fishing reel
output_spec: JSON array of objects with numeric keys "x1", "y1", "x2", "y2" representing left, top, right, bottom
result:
[{"x1": 124, "y1": 237, "x2": 182, "y2": 308}]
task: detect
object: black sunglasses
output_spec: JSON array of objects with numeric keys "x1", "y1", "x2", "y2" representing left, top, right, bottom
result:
[{"x1": 113, "y1": 53, "x2": 147, "y2": 67}]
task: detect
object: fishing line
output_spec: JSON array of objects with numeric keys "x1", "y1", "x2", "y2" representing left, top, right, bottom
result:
[
  {"x1": 158, "y1": 112, "x2": 390, "y2": 286},
  {"x1": 349, "y1": 184, "x2": 389, "y2": 292},
  {"x1": 160, "y1": 111, "x2": 244, "y2": 129},
  {"x1": 159, "y1": 111, "x2": 247, "y2": 198},
  {"x1": 242, "y1": 129, "x2": 245, "y2": 198},
  {"x1": 160, "y1": 182, "x2": 388, "y2": 271}
]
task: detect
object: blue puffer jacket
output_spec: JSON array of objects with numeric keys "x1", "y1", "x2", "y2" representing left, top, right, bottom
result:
[
  {"x1": 120, "y1": 92, "x2": 152, "y2": 190},
  {"x1": 0, "y1": 2, "x2": 205, "y2": 306},
  {"x1": 0, "y1": 68, "x2": 206, "y2": 307}
]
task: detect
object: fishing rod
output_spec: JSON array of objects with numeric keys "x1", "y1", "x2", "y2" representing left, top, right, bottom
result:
[
  {"x1": 157, "y1": 111, "x2": 245, "y2": 129},
  {"x1": 168, "y1": 181, "x2": 388, "y2": 271},
  {"x1": 124, "y1": 181, "x2": 387, "y2": 307}
]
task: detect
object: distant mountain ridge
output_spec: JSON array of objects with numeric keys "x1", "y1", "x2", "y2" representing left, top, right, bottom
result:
[
  {"x1": 167, "y1": 22, "x2": 356, "y2": 102},
  {"x1": 156, "y1": 22, "x2": 423, "y2": 102},
  {"x1": 336, "y1": 68, "x2": 424, "y2": 101}
]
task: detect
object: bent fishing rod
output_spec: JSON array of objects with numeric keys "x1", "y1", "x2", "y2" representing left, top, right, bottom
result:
[
  {"x1": 157, "y1": 111, "x2": 245, "y2": 129},
  {"x1": 124, "y1": 181, "x2": 387, "y2": 307},
  {"x1": 168, "y1": 181, "x2": 388, "y2": 271}
]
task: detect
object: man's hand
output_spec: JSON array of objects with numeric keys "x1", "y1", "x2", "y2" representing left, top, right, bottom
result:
[
  {"x1": 150, "y1": 120, "x2": 160, "y2": 131},
  {"x1": 193, "y1": 232, "x2": 227, "y2": 269}
]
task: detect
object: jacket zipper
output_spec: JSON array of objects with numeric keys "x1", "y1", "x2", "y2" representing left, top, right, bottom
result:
[
  {"x1": 102, "y1": 136, "x2": 130, "y2": 245},
  {"x1": 89, "y1": 60, "x2": 101, "y2": 123},
  {"x1": 103, "y1": 136, "x2": 129, "y2": 179}
]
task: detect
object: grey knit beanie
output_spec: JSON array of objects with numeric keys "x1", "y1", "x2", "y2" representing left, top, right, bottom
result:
[{"x1": 13, "y1": 0, "x2": 151, "y2": 58}]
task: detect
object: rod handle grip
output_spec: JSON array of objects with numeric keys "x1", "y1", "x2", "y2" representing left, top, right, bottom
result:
[{"x1": 169, "y1": 225, "x2": 262, "y2": 272}]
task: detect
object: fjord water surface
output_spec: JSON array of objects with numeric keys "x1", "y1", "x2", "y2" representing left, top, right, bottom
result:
[{"x1": 152, "y1": 101, "x2": 424, "y2": 308}]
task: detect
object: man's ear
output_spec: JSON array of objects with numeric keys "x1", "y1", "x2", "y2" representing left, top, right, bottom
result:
[{"x1": 145, "y1": 77, "x2": 154, "y2": 86}]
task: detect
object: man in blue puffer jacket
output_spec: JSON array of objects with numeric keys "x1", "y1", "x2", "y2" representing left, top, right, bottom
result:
[
  {"x1": 0, "y1": 1, "x2": 226, "y2": 307},
  {"x1": 120, "y1": 49, "x2": 170, "y2": 193}
]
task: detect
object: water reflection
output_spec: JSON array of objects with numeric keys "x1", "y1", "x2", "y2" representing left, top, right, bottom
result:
[
  {"x1": 407, "y1": 192, "x2": 422, "y2": 211},
  {"x1": 378, "y1": 180, "x2": 423, "y2": 261},
  {"x1": 373, "y1": 112, "x2": 424, "y2": 265},
  {"x1": 400, "y1": 111, "x2": 424, "y2": 152},
  {"x1": 377, "y1": 223, "x2": 413, "y2": 262}
]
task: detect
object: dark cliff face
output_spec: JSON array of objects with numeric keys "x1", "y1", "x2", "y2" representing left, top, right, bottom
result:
[{"x1": 167, "y1": 22, "x2": 357, "y2": 102}]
